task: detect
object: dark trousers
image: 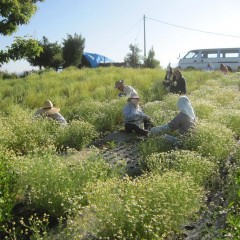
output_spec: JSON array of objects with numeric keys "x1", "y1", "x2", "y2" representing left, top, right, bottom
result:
[{"x1": 125, "y1": 119, "x2": 152, "y2": 136}]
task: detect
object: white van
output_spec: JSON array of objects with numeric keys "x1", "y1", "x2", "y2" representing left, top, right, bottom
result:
[{"x1": 178, "y1": 48, "x2": 240, "y2": 71}]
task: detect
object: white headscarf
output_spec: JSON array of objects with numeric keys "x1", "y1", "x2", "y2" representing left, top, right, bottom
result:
[{"x1": 177, "y1": 96, "x2": 196, "y2": 121}]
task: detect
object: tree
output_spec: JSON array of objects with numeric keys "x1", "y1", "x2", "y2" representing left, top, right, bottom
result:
[
  {"x1": 62, "y1": 33, "x2": 85, "y2": 68},
  {"x1": 27, "y1": 36, "x2": 63, "y2": 70},
  {"x1": 0, "y1": 0, "x2": 44, "y2": 67},
  {"x1": 0, "y1": 36, "x2": 42, "y2": 66},
  {"x1": 144, "y1": 47, "x2": 160, "y2": 68},
  {"x1": 124, "y1": 43, "x2": 142, "y2": 68},
  {"x1": 0, "y1": 0, "x2": 44, "y2": 36}
]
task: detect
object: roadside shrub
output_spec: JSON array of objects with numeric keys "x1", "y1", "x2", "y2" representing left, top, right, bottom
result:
[
  {"x1": 144, "y1": 150, "x2": 217, "y2": 186},
  {"x1": 182, "y1": 121, "x2": 235, "y2": 161},
  {"x1": 64, "y1": 172, "x2": 203, "y2": 239}
]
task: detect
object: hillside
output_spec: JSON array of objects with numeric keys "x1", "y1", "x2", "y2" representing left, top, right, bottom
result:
[{"x1": 0, "y1": 67, "x2": 240, "y2": 239}]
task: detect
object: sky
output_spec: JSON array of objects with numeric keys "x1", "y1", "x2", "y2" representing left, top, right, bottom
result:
[{"x1": 1, "y1": 0, "x2": 240, "y2": 73}]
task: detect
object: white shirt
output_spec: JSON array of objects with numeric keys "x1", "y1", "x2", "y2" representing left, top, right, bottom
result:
[{"x1": 123, "y1": 86, "x2": 138, "y2": 98}]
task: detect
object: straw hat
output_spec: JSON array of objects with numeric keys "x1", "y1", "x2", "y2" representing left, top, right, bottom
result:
[{"x1": 37, "y1": 100, "x2": 60, "y2": 115}]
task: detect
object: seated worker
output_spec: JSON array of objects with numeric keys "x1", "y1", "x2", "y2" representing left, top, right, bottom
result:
[
  {"x1": 123, "y1": 93, "x2": 153, "y2": 136},
  {"x1": 162, "y1": 64, "x2": 173, "y2": 90},
  {"x1": 219, "y1": 63, "x2": 228, "y2": 75},
  {"x1": 205, "y1": 62, "x2": 214, "y2": 71},
  {"x1": 170, "y1": 68, "x2": 187, "y2": 95},
  {"x1": 34, "y1": 100, "x2": 67, "y2": 125},
  {"x1": 149, "y1": 96, "x2": 196, "y2": 145},
  {"x1": 115, "y1": 79, "x2": 138, "y2": 98}
]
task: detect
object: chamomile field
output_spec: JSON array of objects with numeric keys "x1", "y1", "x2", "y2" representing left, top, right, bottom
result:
[{"x1": 0, "y1": 67, "x2": 240, "y2": 239}]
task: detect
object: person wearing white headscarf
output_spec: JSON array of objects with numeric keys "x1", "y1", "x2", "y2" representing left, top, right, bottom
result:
[{"x1": 149, "y1": 96, "x2": 196, "y2": 143}]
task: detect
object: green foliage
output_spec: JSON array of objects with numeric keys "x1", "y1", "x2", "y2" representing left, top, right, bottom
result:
[
  {"x1": 138, "y1": 135, "x2": 174, "y2": 163},
  {"x1": 0, "y1": 71, "x2": 18, "y2": 80},
  {"x1": 193, "y1": 99, "x2": 217, "y2": 120},
  {"x1": 145, "y1": 47, "x2": 160, "y2": 68},
  {"x1": 0, "y1": 0, "x2": 44, "y2": 36},
  {"x1": 65, "y1": 172, "x2": 203, "y2": 239},
  {"x1": 0, "y1": 107, "x2": 98, "y2": 154},
  {"x1": 62, "y1": 33, "x2": 85, "y2": 68},
  {"x1": 66, "y1": 99, "x2": 125, "y2": 132},
  {"x1": 15, "y1": 152, "x2": 123, "y2": 217},
  {"x1": 142, "y1": 94, "x2": 179, "y2": 124},
  {"x1": 124, "y1": 43, "x2": 142, "y2": 68},
  {"x1": 56, "y1": 120, "x2": 98, "y2": 150},
  {"x1": 182, "y1": 121, "x2": 235, "y2": 161},
  {"x1": 0, "y1": 149, "x2": 17, "y2": 224},
  {"x1": 224, "y1": 146, "x2": 240, "y2": 239},
  {"x1": 144, "y1": 150, "x2": 217, "y2": 186},
  {"x1": 27, "y1": 36, "x2": 63, "y2": 70},
  {"x1": 0, "y1": 67, "x2": 239, "y2": 239},
  {"x1": 0, "y1": 108, "x2": 58, "y2": 155},
  {"x1": 215, "y1": 109, "x2": 240, "y2": 138},
  {"x1": 0, "y1": 36, "x2": 43, "y2": 65}
]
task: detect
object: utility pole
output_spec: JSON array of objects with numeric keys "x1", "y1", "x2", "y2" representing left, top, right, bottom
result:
[{"x1": 143, "y1": 14, "x2": 146, "y2": 61}]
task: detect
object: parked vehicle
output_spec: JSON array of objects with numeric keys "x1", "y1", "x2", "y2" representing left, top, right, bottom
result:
[{"x1": 178, "y1": 48, "x2": 240, "y2": 71}]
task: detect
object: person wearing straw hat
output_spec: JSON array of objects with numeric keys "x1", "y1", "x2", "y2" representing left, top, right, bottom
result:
[
  {"x1": 115, "y1": 79, "x2": 138, "y2": 98},
  {"x1": 149, "y1": 95, "x2": 196, "y2": 145},
  {"x1": 34, "y1": 100, "x2": 67, "y2": 125},
  {"x1": 123, "y1": 93, "x2": 153, "y2": 136}
]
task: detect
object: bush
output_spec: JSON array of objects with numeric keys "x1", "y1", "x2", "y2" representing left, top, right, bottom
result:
[
  {"x1": 182, "y1": 121, "x2": 235, "y2": 161},
  {"x1": 215, "y1": 109, "x2": 240, "y2": 138},
  {"x1": 63, "y1": 172, "x2": 203, "y2": 239},
  {"x1": 15, "y1": 151, "x2": 124, "y2": 217},
  {"x1": 144, "y1": 150, "x2": 217, "y2": 186},
  {"x1": 65, "y1": 99, "x2": 125, "y2": 132},
  {"x1": 56, "y1": 120, "x2": 98, "y2": 151},
  {"x1": 0, "y1": 148, "x2": 17, "y2": 224},
  {"x1": 193, "y1": 99, "x2": 217, "y2": 120},
  {"x1": 0, "y1": 109, "x2": 58, "y2": 155},
  {"x1": 138, "y1": 136, "x2": 174, "y2": 164},
  {"x1": 224, "y1": 145, "x2": 240, "y2": 239}
]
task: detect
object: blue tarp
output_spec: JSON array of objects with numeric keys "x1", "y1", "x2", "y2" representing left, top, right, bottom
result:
[{"x1": 83, "y1": 52, "x2": 114, "y2": 68}]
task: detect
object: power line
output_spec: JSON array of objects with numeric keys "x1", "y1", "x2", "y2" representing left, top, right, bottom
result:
[
  {"x1": 100, "y1": 19, "x2": 142, "y2": 52},
  {"x1": 146, "y1": 16, "x2": 240, "y2": 38}
]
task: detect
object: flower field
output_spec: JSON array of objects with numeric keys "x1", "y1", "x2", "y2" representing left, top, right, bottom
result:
[{"x1": 0, "y1": 67, "x2": 239, "y2": 239}]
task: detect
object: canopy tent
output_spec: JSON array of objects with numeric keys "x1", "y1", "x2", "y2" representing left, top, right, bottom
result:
[{"x1": 82, "y1": 52, "x2": 114, "y2": 68}]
